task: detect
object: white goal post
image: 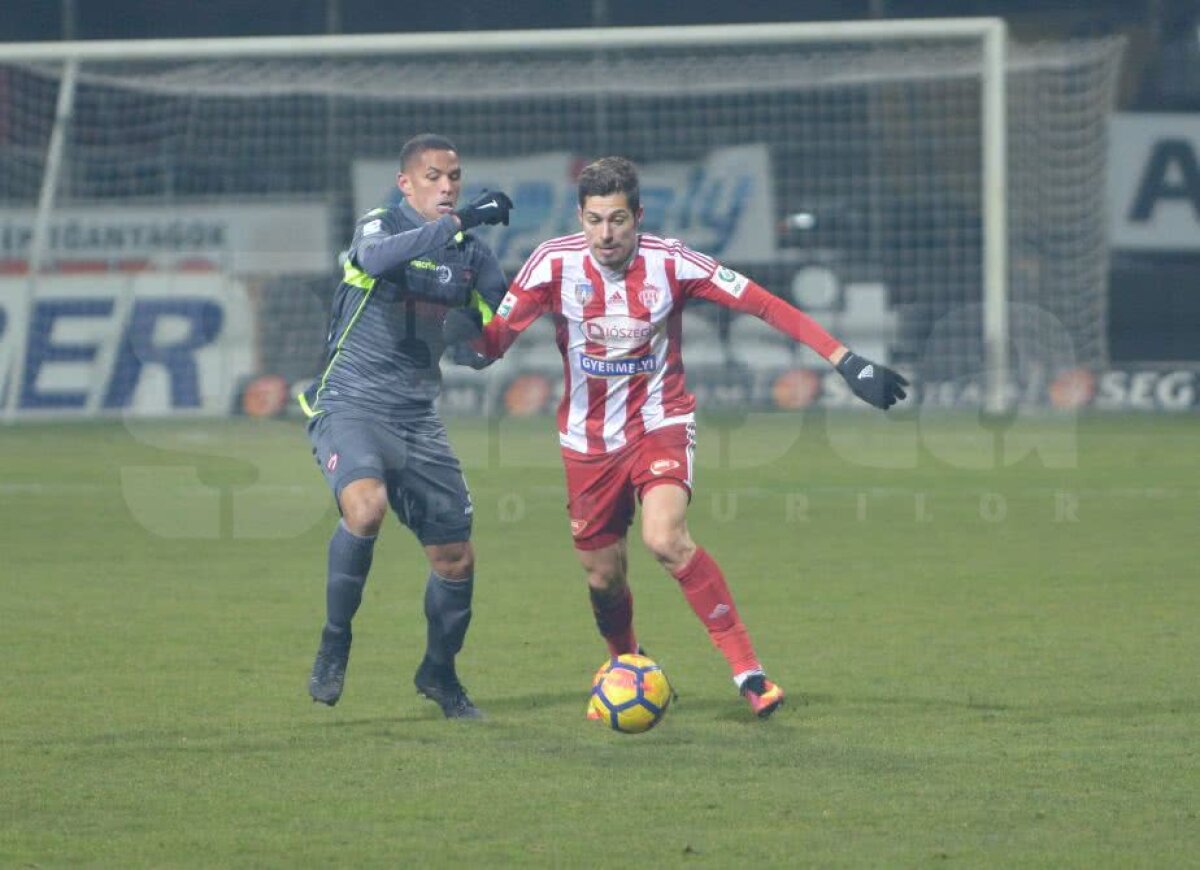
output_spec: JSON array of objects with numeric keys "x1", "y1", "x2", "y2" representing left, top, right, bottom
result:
[{"x1": 0, "y1": 20, "x2": 1123, "y2": 419}]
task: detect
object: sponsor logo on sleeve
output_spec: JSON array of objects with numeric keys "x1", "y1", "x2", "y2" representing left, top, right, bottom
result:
[
  {"x1": 362, "y1": 219, "x2": 384, "y2": 236},
  {"x1": 711, "y1": 265, "x2": 749, "y2": 299},
  {"x1": 497, "y1": 291, "x2": 518, "y2": 318}
]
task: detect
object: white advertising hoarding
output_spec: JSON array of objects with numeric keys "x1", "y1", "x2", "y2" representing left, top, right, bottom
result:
[
  {"x1": 0, "y1": 203, "x2": 333, "y2": 274},
  {"x1": 1110, "y1": 113, "x2": 1200, "y2": 252},
  {"x1": 0, "y1": 274, "x2": 255, "y2": 417}
]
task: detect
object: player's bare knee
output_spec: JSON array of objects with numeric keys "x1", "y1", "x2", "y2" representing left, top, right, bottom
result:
[
  {"x1": 429, "y1": 541, "x2": 474, "y2": 579},
  {"x1": 343, "y1": 511, "x2": 385, "y2": 538},
  {"x1": 585, "y1": 567, "x2": 625, "y2": 592},
  {"x1": 642, "y1": 527, "x2": 693, "y2": 569},
  {"x1": 339, "y1": 485, "x2": 387, "y2": 536},
  {"x1": 586, "y1": 573, "x2": 625, "y2": 596}
]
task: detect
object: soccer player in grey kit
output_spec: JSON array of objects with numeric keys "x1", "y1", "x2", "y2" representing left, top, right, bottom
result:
[{"x1": 300, "y1": 133, "x2": 513, "y2": 718}]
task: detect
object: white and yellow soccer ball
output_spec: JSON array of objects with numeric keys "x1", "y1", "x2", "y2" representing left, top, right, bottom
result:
[{"x1": 588, "y1": 653, "x2": 672, "y2": 734}]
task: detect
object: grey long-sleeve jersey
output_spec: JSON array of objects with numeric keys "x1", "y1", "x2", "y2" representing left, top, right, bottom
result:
[{"x1": 300, "y1": 199, "x2": 508, "y2": 419}]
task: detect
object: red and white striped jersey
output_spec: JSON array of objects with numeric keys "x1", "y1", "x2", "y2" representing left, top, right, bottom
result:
[{"x1": 480, "y1": 232, "x2": 842, "y2": 455}]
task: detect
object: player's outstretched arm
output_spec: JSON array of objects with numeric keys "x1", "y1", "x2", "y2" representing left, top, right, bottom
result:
[
  {"x1": 833, "y1": 349, "x2": 909, "y2": 410},
  {"x1": 679, "y1": 253, "x2": 908, "y2": 411}
]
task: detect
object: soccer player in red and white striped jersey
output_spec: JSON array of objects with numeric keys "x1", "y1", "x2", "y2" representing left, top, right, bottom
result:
[{"x1": 447, "y1": 156, "x2": 906, "y2": 718}]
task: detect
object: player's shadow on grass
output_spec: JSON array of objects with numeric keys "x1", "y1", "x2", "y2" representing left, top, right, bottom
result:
[
  {"x1": 471, "y1": 689, "x2": 593, "y2": 714},
  {"x1": 294, "y1": 690, "x2": 588, "y2": 728}
]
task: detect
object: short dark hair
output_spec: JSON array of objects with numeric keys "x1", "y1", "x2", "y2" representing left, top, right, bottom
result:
[
  {"x1": 577, "y1": 156, "x2": 640, "y2": 213},
  {"x1": 399, "y1": 133, "x2": 458, "y2": 171}
]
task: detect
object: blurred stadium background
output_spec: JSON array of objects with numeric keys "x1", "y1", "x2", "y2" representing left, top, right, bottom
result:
[{"x1": 0, "y1": 0, "x2": 1198, "y2": 420}]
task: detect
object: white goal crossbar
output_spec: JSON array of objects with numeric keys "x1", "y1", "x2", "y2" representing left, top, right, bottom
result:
[{"x1": 0, "y1": 19, "x2": 1011, "y2": 418}]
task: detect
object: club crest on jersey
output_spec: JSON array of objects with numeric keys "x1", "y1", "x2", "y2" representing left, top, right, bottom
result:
[
  {"x1": 638, "y1": 285, "x2": 662, "y2": 308},
  {"x1": 574, "y1": 282, "x2": 595, "y2": 305}
]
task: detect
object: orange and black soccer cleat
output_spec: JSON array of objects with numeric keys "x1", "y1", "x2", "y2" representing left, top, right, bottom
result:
[{"x1": 739, "y1": 674, "x2": 784, "y2": 719}]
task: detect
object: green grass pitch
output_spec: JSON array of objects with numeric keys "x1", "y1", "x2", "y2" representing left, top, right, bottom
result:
[{"x1": 1, "y1": 412, "x2": 1197, "y2": 866}]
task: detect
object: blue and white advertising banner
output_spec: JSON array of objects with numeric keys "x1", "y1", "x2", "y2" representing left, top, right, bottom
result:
[
  {"x1": 0, "y1": 274, "x2": 255, "y2": 418},
  {"x1": 1109, "y1": 113, "x2": 1200, "y2": 252},
  {"x1": 353, "y1": 144, "x2": 778, "y2": 268}
]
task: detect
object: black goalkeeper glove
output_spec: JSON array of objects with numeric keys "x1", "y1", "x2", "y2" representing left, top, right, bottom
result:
[
  {"x1": 454, "y1": 189, "x2": 514, "y2": 230},
  {"x1": 835, "y1": 350, "x2": 909, "y2": 410}
]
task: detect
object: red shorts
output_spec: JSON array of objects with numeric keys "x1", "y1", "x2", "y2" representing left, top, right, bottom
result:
[{"x1": 562, "y1": 422, "x2": 696, "y2": 551}]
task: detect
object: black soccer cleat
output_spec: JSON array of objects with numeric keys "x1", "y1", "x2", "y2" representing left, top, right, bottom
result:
[
  {"x1": 414, "y1": 657, "x2": 483, "y2": 720},
  {"x1": 309, "y1": 625, "x2": 352, "y2": 706}
]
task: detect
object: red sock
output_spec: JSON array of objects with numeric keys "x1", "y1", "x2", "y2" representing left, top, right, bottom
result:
[
  {"x1": 589, "y1": 585, "x2": 638, "y2": 656},
  {"x1": 672, "y1": 547, "x2": 760, "y2": 676}
]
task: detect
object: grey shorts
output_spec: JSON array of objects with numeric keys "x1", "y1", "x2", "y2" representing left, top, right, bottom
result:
[{"x1": 307, "y1": 411, "x2": 473, "y2": 545}]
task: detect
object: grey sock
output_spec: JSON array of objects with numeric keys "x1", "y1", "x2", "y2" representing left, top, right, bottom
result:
[
  {"x1": 423, "y1": 571, "x2": 474, "y2": 668},
  {"x1": 325, "y1": 521, "x2": 376, "y2": 631}
]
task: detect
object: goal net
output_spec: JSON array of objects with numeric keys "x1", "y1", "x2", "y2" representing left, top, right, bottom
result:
[{"x1": 0, "y1": 22, "x2": 1124, "y2": 418}]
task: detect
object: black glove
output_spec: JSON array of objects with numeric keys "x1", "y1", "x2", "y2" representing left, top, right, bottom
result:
[
  {"x1": 448, "y1": 342, "x2": 495, "y2": 370},
  {"x1": 454, "y1": 190, "x2": 513, "y2": 230},
  {"x1": 443, "y1": 306, "x2": 484, "y2": 346},
  {"x1": 836, "y1": 350, "x2": 909, "y2": 410}
]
